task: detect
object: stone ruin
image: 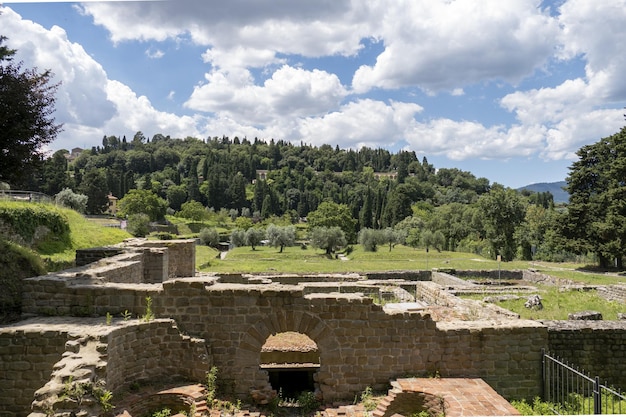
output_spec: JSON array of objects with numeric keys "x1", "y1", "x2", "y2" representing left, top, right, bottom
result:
[{"x1": 1, "y1": 239, "x2": 625, "y2": 417}]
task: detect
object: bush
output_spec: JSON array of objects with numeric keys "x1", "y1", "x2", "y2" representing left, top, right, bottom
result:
[
  {"x1": 199, "y1": 227, "x2": 219, "y2": 247},
  {"x1": 0, "y1": 202, "x2": 70, "y2": 249},
  {"x1": 127, "y1": 213, "x2": 150, "y2": 237},
  {"x1": 55, "y1": 188, "x2": 88, "y2": 213}
]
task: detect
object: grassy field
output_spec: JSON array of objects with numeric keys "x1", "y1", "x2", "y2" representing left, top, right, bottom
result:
[
  {"x1": 196, "y1": 244, "x2": 626, "y2": 285},
  {"x1": 462, "y1": 286, "x2": 625, "y2": 320}
]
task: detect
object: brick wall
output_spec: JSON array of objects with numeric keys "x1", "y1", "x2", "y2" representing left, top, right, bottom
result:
[
  {"x1": 0, "y1": 325, "x2": 68, "y2": 415},
  {"x1": 544, "y1": 320, "x2": 626, "y2": 389}
]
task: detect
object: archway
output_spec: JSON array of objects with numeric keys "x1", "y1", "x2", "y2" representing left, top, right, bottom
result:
[{"x1": 260, "y1": 331, "x2": 320, "y2": 398}]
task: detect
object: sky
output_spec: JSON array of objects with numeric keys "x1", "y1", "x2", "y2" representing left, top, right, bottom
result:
[{"x1": 1, "y1": 0, "x2": 626, "y2": 189}]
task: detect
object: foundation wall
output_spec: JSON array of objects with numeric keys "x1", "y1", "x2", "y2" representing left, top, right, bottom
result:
[
  {"x1": 544, "y1": 320, "x2": 626, "y2": 389},
  {"x1": 157, "y1": 280, "x2": 546, "y2": 403},
  {"x1": 0, "y1": 327, "x2": 69, "y2": 416},
  {"x1": 106, "y1": 319, "x2": 211, "y2": 394}
]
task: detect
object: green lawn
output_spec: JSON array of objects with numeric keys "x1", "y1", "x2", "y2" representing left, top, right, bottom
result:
[
  {"x1": 195, "y1": 243, "x2": 626, "y2": 285},
  {"x1": 462, "y1": 286, "x2": 625, "y2": 320}
]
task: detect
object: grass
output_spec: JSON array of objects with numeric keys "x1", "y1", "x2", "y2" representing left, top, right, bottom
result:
[
  {"x1": 196, "y1": 244, "x2": 626, "y2": 284},
  {"x1": 41, "y1": 207, "x2": 131, "y2": 268},
  {"x1": 462, "y1": 286, "x2": 625, "y2": 320}
]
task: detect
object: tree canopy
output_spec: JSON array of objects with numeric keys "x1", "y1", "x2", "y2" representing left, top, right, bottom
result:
[{"x1": 0, "y1": 36, "x2": 62, "y2": 187}]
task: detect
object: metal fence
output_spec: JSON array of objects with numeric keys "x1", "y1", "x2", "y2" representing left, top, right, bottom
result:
[
  {"x1": 0, "y1": 190, "x2": 52, "y2": 203},
  {"x1": 542, "y1": 349, "x2": 625, "y2": 415}
]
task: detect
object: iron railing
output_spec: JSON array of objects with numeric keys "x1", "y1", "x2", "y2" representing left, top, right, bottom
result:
[
  {"x1": 0, "y1": 190, "x2": 52, "y2": 203},
  {"x1": 542, "y1": 349, "x2": 625, "y2": 414}
]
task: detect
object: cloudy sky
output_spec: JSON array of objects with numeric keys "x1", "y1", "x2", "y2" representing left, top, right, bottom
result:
[{"x1": 2, "y1": 0, "x2": 626, "y2": 188}]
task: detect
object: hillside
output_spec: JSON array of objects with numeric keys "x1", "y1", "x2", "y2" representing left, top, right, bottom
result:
[{"x1": 518, "y1": 181, "x2": 568, "y2": 203}]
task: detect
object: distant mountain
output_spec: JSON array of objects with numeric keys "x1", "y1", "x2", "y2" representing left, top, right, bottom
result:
[{"x1": 518, "y1": 181, "x2": 569, "y2": 204}]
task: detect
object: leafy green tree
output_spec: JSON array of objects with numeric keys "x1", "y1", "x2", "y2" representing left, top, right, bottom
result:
[
  {"x1": 230, "y1": 229, "x2": 246, "y2": 247},
  {"x1": 177, "y1": 200, "x2": 209, "y2": 221},
  {"x1": 561, "y1": 126, "x2": 626, "y2": 267},
  {"x1": 266, "y1": 224, "x2": 296, "y2": 253},
  {"x1": 42, "y1": 150, "x2": 73, "y2": 196},
  {"x1": 55, "y1": 188, "x2": 88, "y2": 213},
  {"x1": 421, "y1": 229, "x2": 445, "y2": 252},
  {"x1": 245, "y1": 227, "x2": 265, "y2": 250},
  {"x1": 79, "y1": 168, "x2": 109, "y2": 215},
  {"x1": 127, "y1": 213, "x2": 150, "y2": 237},
  {"x1": 381, "y1": 227, "x2": 406, "y2": 252},
  {"x1": 359, "y1": 228, "x2": 381, "y2": 252},
  {"x1": 307, "y1": 201, "x2": 357, "y2": 243},
  {"x1": 166, "y1": 184, "x2": 187, "y2": 211},
  {"x1": 199, "y1": 227, "x2": 220, "y2": 247},
  {"x1": 309, "y1": 226, "x2": 346, "y2": 256},
  {"x1": 0, "y1": 36, "x2": 62, "y2": 188},
  {"x1": 119, "y1": 189, "x2": 167, "y2": 221},
  {"x1": 477, "y1": 185, "x2": 526, "y2": 261}
]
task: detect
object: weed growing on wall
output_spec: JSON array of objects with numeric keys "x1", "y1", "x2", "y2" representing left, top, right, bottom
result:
[
  {"x1": 142, "y1": 296, "x2": 154, "y2": 322},
  {"x1": 205, "y1": 366, "x2": 218, "y2": 404}
]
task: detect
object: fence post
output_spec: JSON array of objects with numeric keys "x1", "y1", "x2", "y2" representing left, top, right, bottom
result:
[
  {"x1": 594, "y1": 376, "x2": 601, "y2": 414},
  {"x1": 541, "y1": 348, "x2": 546, "y2": 401}
]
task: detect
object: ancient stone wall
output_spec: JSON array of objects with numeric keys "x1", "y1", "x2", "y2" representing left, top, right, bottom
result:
[
  {"x1": 125, "y1": 239, "x2": 195, "y2": 278},
  {"x1": 105, "y1": 319, "x2": 211, "y2": 395},
  {"x1": 22, "y1": 276, "x2": 161, "y2": 317},
  {"x1": 75, "y1": 247, "x2": 125, "y2": 267},
  {"x1": 597, "y1": 284, "x2": 626, "y2": 303},
  {"x1": 544, "y1": 320, "x2": 626, "y2": 389},
  {"x1": 0, "y1": 322, "x2": 69, "y2": 416},
  {"x1": 156, "y1": 279, "x2": 546, "y2": 403}
]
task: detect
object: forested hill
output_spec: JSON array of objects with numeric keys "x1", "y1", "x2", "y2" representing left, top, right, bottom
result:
[
  {"x1": 36, "y1": 134, "x2": 500, "y2": 223},
  {"x1": 518, "y1": 181, "x2": 568, "y2": 203}
]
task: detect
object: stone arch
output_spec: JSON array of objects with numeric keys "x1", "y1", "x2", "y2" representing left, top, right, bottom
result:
[{"x1": 236, "y1": 309, "x2": 339, "y2": 402}]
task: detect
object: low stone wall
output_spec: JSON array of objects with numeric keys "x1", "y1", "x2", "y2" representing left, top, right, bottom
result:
[
  {"x1": 364, "y1": 271, "x2": 431, "y2": 281},
  {"x1": 447, "y1": 270, "x2": 523, "y2": 280},
  {"x1": 106, "y1": 319, "x2": 211, "y2": 395},
  {"x1": 22, "y1": 276, "x2": 161, "y2": 317},
  {"x1": 544, "y1": 320, "x2": 626, "y2": 389},
  {"x1": 597, "y1": 284, "x2": 626, "y2": 303},
  {"x1": 75, "y1": 246, "x2": 125, "y2": 267},
  {"x1": 431, "y1": 271, "x2": 480, "y2": 287}
]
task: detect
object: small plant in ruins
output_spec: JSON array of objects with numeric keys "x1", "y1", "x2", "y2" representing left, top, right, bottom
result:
[
  {"x1": 205, "y1": 366, "x2": 219, "y2": 404},
  {"x1": 297, "y1": 391, "x2": 320, "y2": 414},
  {"x1": 358, "y1": 386, "x2": 378, "y2": 412},
  {"x1": 105, "y1": 312, "x2": 113, "y2": 325},
  {"x1": 142, "y1": 296, "x2": 154, "y2": 322},
  {"x1": 121, "y1": 309, "x2": 132, "y2": 321}
]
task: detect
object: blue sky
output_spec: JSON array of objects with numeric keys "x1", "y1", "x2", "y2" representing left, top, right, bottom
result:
[{"x1": 2, "y1": 0, "x2": 626, "y2": 188}]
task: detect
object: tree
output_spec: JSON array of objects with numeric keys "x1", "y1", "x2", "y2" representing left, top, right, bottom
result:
[
  {"x1": 55, "y1": 188, "x2": 88, "y2": 213},
  {"x1": 166, "y1": 184, "x2": 188, "y2": 212},
  {"x1": 199, "y1": 227, "x2": 220, "y2": 247},
  {"x1": 266, "y1": 224, "x2": 296, "y2": 253},
  {"x1": 359, "y1": 228, "x2": 381, "y2": 252},
  {"x1": 245, "y1": 227, "x2": 265, "y2": 250},
  {"x1": 127, "y1": 213, "x2": 150, "y2": 237},
  {"x1": 177, "y1": 200, "x2": 208, "y2": 221},
  {"x1": 477, "y1": 185, "x2": 526, "y2": 261},
  {"x1": 0, "y1": 37, "x2": 62, "y2": 187},
  {"x1": 230, "y1": 229, "x2": 246, "y2": 247},
  {"x1": 309, "y1": 226, "x2": 346, "y2": 256},
  {"x1": 118, "y1": 189, "x2": 167, "y2": 221},
  {"x1": 79, "y1": 168, "x2": 109, "y2": 215},
  {"x1": 561, "y1": 126, "x2": 626, "y2": 268},
  {"x1": 307, "y1": 201, "x2": 357, "y2": 243}
]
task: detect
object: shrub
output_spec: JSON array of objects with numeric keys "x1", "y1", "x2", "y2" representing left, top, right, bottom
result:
[
  {"x1": 55, "y1": 188, "x2": 88, "y2": 213},
  {"x1": 199, "y1": 227, "x2": 219, "y2": 247},
  {"x1": 127, "y1": 213, "x2": 150, "y2": 237}
]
